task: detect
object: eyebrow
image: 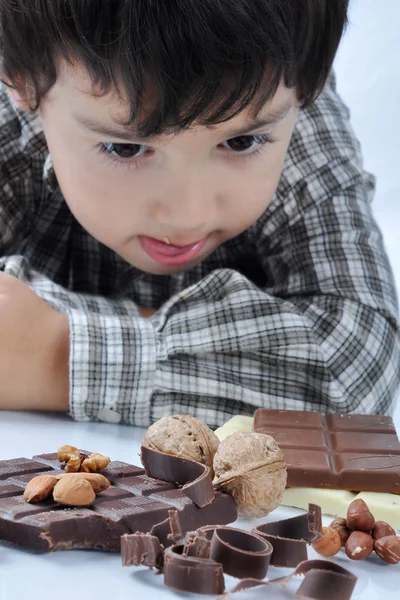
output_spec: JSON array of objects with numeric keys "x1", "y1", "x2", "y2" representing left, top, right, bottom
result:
[{"x1": 73, "y1": 101, "x2": 292, "y2": 142}]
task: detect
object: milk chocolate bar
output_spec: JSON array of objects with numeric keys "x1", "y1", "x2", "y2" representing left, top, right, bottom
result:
[
  {"x1": 254, "y1": 409, "x2": 400, "y2": 493},
  {"x1": 0, "y1": 453, "x2": 237, "y2": 552}
]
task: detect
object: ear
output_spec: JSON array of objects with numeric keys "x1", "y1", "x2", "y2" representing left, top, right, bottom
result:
[{"x1": 3, "y1": 78, "x2": 36, "y2": 111}]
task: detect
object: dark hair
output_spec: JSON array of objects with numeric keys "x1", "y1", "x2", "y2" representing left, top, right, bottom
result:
[{"x1": 0, "y1": 0, "x2": 349, "y2": 137}]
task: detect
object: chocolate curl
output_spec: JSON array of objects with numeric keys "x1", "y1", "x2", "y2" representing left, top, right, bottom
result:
[
  {"x1": 141, "y1": 446, "x2": 214, "y2": 507},
  {"x1": 220, "y1": 559, "x2": 357, "y2": 600},
  {"x1": 253, "y1": 503, "x2": 323, "y2": 567},
  {"x1": 164, "y1": 544, "x2": 225, "y2": 595},
  {"x1": 209, "y1": 527, "x2": 273, "y2": 580}
]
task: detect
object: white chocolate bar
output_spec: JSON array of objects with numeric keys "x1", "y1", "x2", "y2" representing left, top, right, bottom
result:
[
  {"x1": 214, "y1": 415, "x2": 254, "y2": 440},
  {"x1": 216, "y1": 415, "x2": 400, "y2": 531}
]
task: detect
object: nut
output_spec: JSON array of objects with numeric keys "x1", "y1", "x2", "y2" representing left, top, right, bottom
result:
[
  {"x1": 374, "y1": 535, "x2": 400, "y2": 564},
  {"x1": 142, "y1": 415, "x2": 220, "y2": 478},
  {"x1": 212, "y1": 431, "x2": 287, "y2": 518},
  {"x1": 23, "y1": 475, "x2": 58, "y2": 503},
  {"x1": 346, "y1": 499, "x2": 375, "y2": 532},
  {"x1": 58, "y1": 445, "x2": 88, "y2": 472},
  {"x1": 345, "y1": 531, "x2": 374, "y2": 560},
  {"x1": 58, "y1": 445, "x2": 79, "y2": 463},
  {"x1": 311, "y1": 527, "x2": 342, "y2": 557},
  {"x1": 372, "y1": 521, "x2": 396, "y2": 540},
  {"x1": 80, "y1": 453, "x2": 110, "y2": 473},
  {"x1": 55, "y1": 472, "x2": 110, "y2": 493},
  {"x1": 329, "y1": 517, "x2": 350, "y2": 546},
  {"x1": 65, "y1": 452, "x2": 87, "y2": 473},
  {"x1": 53, "y1": 474, "x2": 96, "y2": 506}
]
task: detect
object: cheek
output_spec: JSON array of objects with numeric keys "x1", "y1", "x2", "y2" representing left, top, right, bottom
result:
[
  {"x1": 44, "y1": 131, "x2": 146, "y2": 244},
  {"x1": 225, "y1": 146, "x2": 288, "y2": 228}
]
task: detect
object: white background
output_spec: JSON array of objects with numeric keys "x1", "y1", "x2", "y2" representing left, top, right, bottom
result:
[{"x1": 0, "y1": 1, "x2": 399, "y2": 598}]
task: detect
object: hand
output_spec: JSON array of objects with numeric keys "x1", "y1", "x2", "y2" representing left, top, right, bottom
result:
[
  {"x1": 0, "y1": 272, "x2": 69, "y2": 411},
  {"x1": 139, "y1": 306, "x2": 157, "y2": 318}
]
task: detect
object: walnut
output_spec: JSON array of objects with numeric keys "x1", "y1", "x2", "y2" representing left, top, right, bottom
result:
[
  {"x1": 80, "y1": 453, "x2": 111, "y2": 473},
  {"x1": 58, "y1": 446, "x2": 109, "y2": 473},
  {"x1": 58, "y1": 445, "x2": 88, "y2": 473},
  {"x1": 212, "y1": 431, "x2": 287, "y2": 518},
  {"x1": 142, "y1": 415, "x2": 220, "y2": 477}
]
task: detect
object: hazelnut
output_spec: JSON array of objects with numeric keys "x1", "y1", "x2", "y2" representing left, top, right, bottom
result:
[
  {"x1": 372, "y1": 521, "x2": 396, "y2": 540},
  {"x1": 374, "y1": 535, "x2": 400, "y2": 564},
  {"x1": 329, "y1": 517, "x2": 350, "y2": 546},
  {"x1": 311, "y1": 526, "x2": 342, "y2": 557},
  {"x1": 346, "y1": 499, "x2": 375, "y2": 532},
  {"x1": 23, "y1": 475, "x2": 58, "y2": 503},
  {"x1": 212, "y1": 431, "x2": 287, "y2": 518},
  {"x1": 345, "y1": 531, "x2": 374, "y2": 560},
  {"x1": 142, "y1": 415, "x2": 220, "y2": 477}
]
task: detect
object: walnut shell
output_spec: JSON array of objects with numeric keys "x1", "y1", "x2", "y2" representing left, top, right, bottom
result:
[
  {"x1": 213, "y1": 431, "x2": 287, "y2": 518},
  {"x1": 142, "y1": 415, "x2": 220, "y2": 477}
]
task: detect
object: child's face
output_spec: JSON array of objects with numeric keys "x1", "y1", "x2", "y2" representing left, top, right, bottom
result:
[{"x1": 37, "y1": 62, "x2": 298, "y2": 275}]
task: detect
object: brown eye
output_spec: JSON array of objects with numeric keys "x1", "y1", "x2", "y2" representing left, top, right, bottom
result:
[
  {"x1": 103, "y1": 143, "x2": 145, "y2": 158},
  {"x1": 222, "y1": 134, "x2": 273, "y2": 154}
]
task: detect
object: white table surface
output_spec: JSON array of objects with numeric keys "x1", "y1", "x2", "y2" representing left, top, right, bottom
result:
[
  {"x1": 0, "y1": 405, "x2": 399, "y2": 600},
  {"x1": 1, "y1": 1, "x2": 399, "y2": 599}
]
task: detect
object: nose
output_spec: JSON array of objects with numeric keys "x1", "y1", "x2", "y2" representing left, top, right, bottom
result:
[{"x1": 151, "y1": 171, "x2": 219, "y2": 236}]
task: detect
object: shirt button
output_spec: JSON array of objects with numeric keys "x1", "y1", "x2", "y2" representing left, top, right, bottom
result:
[{"x1": 97, "y1": 408, "x2": 122, "y2": 424}]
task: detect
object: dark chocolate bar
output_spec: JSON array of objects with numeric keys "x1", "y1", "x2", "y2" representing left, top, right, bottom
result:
[
  {"x1": 254, "y1": 409, "x2": 400, "y2": 493},
  {"x1": 0, "y1": 452, "x2": 237, "y2": 552}
]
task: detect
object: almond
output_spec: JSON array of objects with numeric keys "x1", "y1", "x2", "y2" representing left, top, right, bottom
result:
[
  {"x1": 23, "y1": 475, "x2": 58, "y2": 504},
  {"x1": 53, "y1": 474, "x2": 96, "y2": 506},
  {"x1": 54, "y1": 472, "x2": 110, "y2": 493}
]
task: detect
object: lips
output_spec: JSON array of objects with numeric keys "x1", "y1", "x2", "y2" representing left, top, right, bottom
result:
[{"x1": 139, "y1": 236, "x2": 207, "y2": 266}]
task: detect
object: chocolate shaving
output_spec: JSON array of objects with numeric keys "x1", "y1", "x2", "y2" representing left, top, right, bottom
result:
[
  {"x1": 209, "y1": 527, "x2": 272, "y2": 580},
  {"x1": 150, "y1": 509, "x2": 182, "y2": 548},
  {"x1": 122, "y1": 510, "x2": 184, "y2": 567},
  {"x1": 121, "y1": 532, "x2": 164, "y2": 569},
  {"x1": 164, "y1": 544, "x2": 225, "y2": 595},
  {"x1": 141, "y1": 446, "x2": 215, "y2": 508},
  {"x1": 253, "y1": 503, "x2": 323, "y2": 567},
  {"x1": 220, "y1": 559, "x2": 357, "y2": 600},
  {"x1": 183, "y1": 531, "x2": 211, "y2": 558},
  {"x1": 123, "y1": 504, "x2": 357, "y2": 599}
]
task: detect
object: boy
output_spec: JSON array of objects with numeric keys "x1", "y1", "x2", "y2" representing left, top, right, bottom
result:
[{"x1": 0, "y1": 1, "x2": 398, "y2": 427}]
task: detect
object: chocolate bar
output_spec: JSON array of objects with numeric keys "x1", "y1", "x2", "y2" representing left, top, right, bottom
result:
[
  {"x1": 254, "y1": 409, "x2": 400, "y2": 493},
  {"x1": 0, "y1": 453, "x2": 237, "y2": 552}
]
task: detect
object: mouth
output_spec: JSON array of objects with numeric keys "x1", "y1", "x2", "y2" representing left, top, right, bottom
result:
[{"x1": 138, "y1": 236, "x2": 208, "y2": 266}]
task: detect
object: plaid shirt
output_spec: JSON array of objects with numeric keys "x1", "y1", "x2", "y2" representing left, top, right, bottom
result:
[{"x1": 0, "y1": 75, "x2": 399, "y2": 427}]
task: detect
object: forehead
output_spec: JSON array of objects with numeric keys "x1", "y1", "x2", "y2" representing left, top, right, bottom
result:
[{"x1": 47, "y1": 60, "x2": 296, "y2": 136}]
